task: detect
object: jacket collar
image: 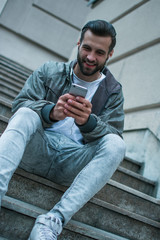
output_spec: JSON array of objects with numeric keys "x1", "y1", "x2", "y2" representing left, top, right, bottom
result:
[{"x1": 91, "y1": 68, "x2": 121, "y2": 115}]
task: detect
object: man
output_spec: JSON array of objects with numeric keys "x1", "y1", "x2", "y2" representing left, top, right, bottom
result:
[{"x1": 0, "y1": 20, "x2": 126, "y2": 239}]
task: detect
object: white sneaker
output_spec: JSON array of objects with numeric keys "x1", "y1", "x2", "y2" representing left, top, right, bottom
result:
[{"x1": 28, "y1": 214, "x2": 62, "y2": 240}]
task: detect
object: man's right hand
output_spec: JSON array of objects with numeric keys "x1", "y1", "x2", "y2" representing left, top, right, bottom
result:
[{"x1": 49, "y1": 93, "x2": 76, "y2": 121}]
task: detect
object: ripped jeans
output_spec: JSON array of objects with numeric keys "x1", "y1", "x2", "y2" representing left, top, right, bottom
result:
[{"x1": 0, "y1": 107, "x2": 126, "y2": 225}]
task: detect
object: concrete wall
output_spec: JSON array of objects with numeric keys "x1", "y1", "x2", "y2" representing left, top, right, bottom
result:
[{"x1": 0, "y1": 0, "x2": 90, "y2": 70}]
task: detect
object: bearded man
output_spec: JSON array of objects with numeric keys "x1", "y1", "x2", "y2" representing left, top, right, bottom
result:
[{"x1": 0, "y1": 20, "x2": 126, "y2": 240}]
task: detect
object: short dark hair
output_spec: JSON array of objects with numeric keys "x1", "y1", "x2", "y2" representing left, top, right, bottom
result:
[{"x1": 80, "y1": 20, "x2": 116, "y2": 53}]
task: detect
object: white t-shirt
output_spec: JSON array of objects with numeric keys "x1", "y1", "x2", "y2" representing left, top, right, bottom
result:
[{"x1": 46, "y1": 71, "x2": 105, "y2": 144}]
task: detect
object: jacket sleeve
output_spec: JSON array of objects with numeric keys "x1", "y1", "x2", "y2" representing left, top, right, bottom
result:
[
  {"x1": 12, "y1": 62, "x2": 55, "y2": 128},
  {"x1": 78, "y1": 89, "x2": 125, "y2": 143}
]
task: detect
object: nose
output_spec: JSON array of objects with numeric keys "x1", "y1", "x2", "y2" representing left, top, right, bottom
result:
[{"x1": 86, "y1": 52, "x2": 96, "y2": 63}]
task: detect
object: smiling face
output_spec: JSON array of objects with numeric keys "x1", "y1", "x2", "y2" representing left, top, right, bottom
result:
[{"x1": 74, "y1": 30, "x2": 114, "y2": 82}]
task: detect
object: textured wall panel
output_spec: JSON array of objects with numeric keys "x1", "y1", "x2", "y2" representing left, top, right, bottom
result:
[
  {"x1": 109, "y1": 43, "x2": 160, "y2": 109},
  {"x1": 0, "y1": 0, "x2": 88, "y2": 59},
  {"x1": 112, "y1": 0, "x2": 160, "y2": 58},
  {"x1": 86, "y1": 0, "x2": 144, "y2": 22},
  {"x1": 33, "y1": 0, "x2": 90, "y2": 29}
]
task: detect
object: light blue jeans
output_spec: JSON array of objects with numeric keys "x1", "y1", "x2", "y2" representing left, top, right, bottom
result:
[{"x1": 0, "y1": 107, "x2": 125, "y2": 225}]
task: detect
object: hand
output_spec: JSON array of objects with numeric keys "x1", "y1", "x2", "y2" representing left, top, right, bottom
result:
[
  {"x1": 63, "y1": 96, "x2": 92, "y2": 125},
  {"x1": 49, "y1": 93, "x2": 76, "y2": 121}
]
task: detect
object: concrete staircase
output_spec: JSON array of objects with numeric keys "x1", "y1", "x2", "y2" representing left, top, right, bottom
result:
[{"x1": 0, "y1": 55, "x2": 160, "y2": 240}]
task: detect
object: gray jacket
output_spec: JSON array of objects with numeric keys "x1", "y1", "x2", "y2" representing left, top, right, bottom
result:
[{"x1": 12, "y1": 60, "x2": 124, "y2": 143}]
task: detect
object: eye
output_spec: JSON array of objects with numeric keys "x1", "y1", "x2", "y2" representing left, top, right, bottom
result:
[
  {"x1": 82, "y1": 45, "x2": 91, "y2": 51},
  {"x1": 97, "y1": 50, "x2": 105, "y2": 56}
]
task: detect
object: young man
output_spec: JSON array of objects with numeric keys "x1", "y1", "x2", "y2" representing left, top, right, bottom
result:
[{"x1": 0, "y1": 20, "x2": 126, "y2": 239}]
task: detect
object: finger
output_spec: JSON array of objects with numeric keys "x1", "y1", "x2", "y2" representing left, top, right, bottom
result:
[
  {"x1": 57, "y1": 94, "x2": 76, "y2": 110},
  {"x1": 66, "y1": 99, "x2": 86, "y2": 112},
  {"x1": 64, "y1": 102, "x2": 91, "y2": 118},
  {"x1": 75, "y1": 96, "x2": 92, "y2": 108},
  {"x1": 67, "y1": 99, "x2": 92, "y2": 113},
  {"x1": 64, "y1": 108, "x2": 88, "y2": 122},
  {"x1": 64, "y1": 108, "x2": 90, "y2": 125},
  {"x1": 61, "y1": 93, "x2": 76, "y2": 102}
]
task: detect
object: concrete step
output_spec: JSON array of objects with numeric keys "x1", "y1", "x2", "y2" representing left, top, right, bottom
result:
[
  {"x1": 0, "y1": 55, "x2": 32, "y2": 76},
  {"x1": 0, "y1": 66, "x2": 27, "y2": 84},
  {"x1": 1, "y1": 196, "x2": 130, "y2": 240},
  {"x1": 0, "y1": 85, "x2": 19, "y2": 104},
  {"x1": 8, "y1": 169, "x2": 160, "y2": 222},
  {"x1": 97, "y1": 179, "x2": 160, "y2": 222},
  {"x1": 0, "y1": 79, "x2": 22, "y2": 93},
  {"x1": 0, "y1": 61, "x2": 31, "y2": 81},
  {"x1": 0, "y1": 89, "x2": 16, "y2": 101},
  {"x1": 121, "y1": 156, "x2": 143, "y2": 174},
  {"x1": 114, "y1": 166, "x2": 157, "y2": 196},
  {"x1": 0, "y1": 115, "x2": 8, "y2": 132},
  {"x1": 0, "y1": 69, "x2": 25, "y2": 88},
  {"x1": 5, "y1": 169, "x2": 160, "y2": 240},
  {"x1": 0, "y1": 83, "x2": 19, "y2": 102},
  {"x1": 0, "y1": 98, "x2": 12, "y2": 118}
]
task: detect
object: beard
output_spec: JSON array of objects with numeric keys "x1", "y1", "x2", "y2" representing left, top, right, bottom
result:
[{"x1": 77, "y1": 50, "x2": 108, "y2": 77}]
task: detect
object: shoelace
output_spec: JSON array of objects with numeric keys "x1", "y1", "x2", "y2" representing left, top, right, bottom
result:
[
  {"x1": 39, "y1": 224, "x2": 57, "y2": 240},
  {"x1": 47, "y1": 216, "x2": 61, "y2": 233}
]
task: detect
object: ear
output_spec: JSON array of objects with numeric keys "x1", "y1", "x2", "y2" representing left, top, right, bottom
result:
[
  {"x1": 108, "y1": 49, "x2": 114, "y2": 58},
  {"x1": 77, "y1": 39, "x2": 80, "y2": 47}
]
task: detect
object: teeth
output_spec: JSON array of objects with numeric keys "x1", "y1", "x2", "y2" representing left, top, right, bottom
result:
[{"x1": 86, "y1": 63, "x2": 95, "y2": 66}]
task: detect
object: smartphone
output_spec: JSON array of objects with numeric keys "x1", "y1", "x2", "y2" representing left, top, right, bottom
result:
[{"x1": 69, "y1": 83, "x2": 88, "y2": 98}]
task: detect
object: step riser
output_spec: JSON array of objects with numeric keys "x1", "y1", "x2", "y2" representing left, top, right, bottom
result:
[
  {"x1": 74, "y1": 202, "x2": 160, "y2": 240},
  {"x1": 120, "y1": 159, "x2": 141, "y2": 173},
  {"x1": 0, "y1": 80, "x2": 22, "y2": 92},
  {"x1": 6, "y1": 172, "x2": 160, "y2": 240},
  {"x1": 0, "y1": 91, "x2": 16, "y2": 101},
  {"x1": 9, "y1": 171, "x2": 160, "y2": 222},
  {"x1": 0, "y1": 65, "x2": 30, "y2": 81},
  {"x1": 0, "y1": 208, "x2": 34, "y2": 240},
  {"x1": 0, "y1": 208, "x2": 95, "y2": 240},
  {"x1": 2, "y1": 196, "x2": 129, "y2": 240},
  {"x1": 0, "y1": 66, "x2": 28, "y2": 80},
  {"x1": 0, "y1": 59, "x2": 32, "y2": 75},
  {"x1": 0, "y1": 72, "x2": 27, "y2": 84},
  {"x1": 0, "y1": 119, "x2": 7, "y2": 132},
  {"x1": 0, "y1": 74, "x2": 24, "y2": 88},
  {"x1": 1, "y1": 202, "x2": 159, "y2": 240},
  {"x1": 0, "y1": 87, "x2": 19, "y2": 100},
  {"x1": 95, "y1": 182, "x2": 160, "y2": 222},
  {"x1": 113, "y1": 170, "x2": 155, "y2": 196},
  {"x1": 0, "y1": 104, "x2": 12, "y2": 119},
  {"x1": 0, "y1": 59, "x2": 32, "y2": 76}
]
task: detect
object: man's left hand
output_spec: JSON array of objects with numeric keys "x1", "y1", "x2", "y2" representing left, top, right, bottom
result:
[{"x1": 64, "y1": 96, "x2": 92, "y2": 125}]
